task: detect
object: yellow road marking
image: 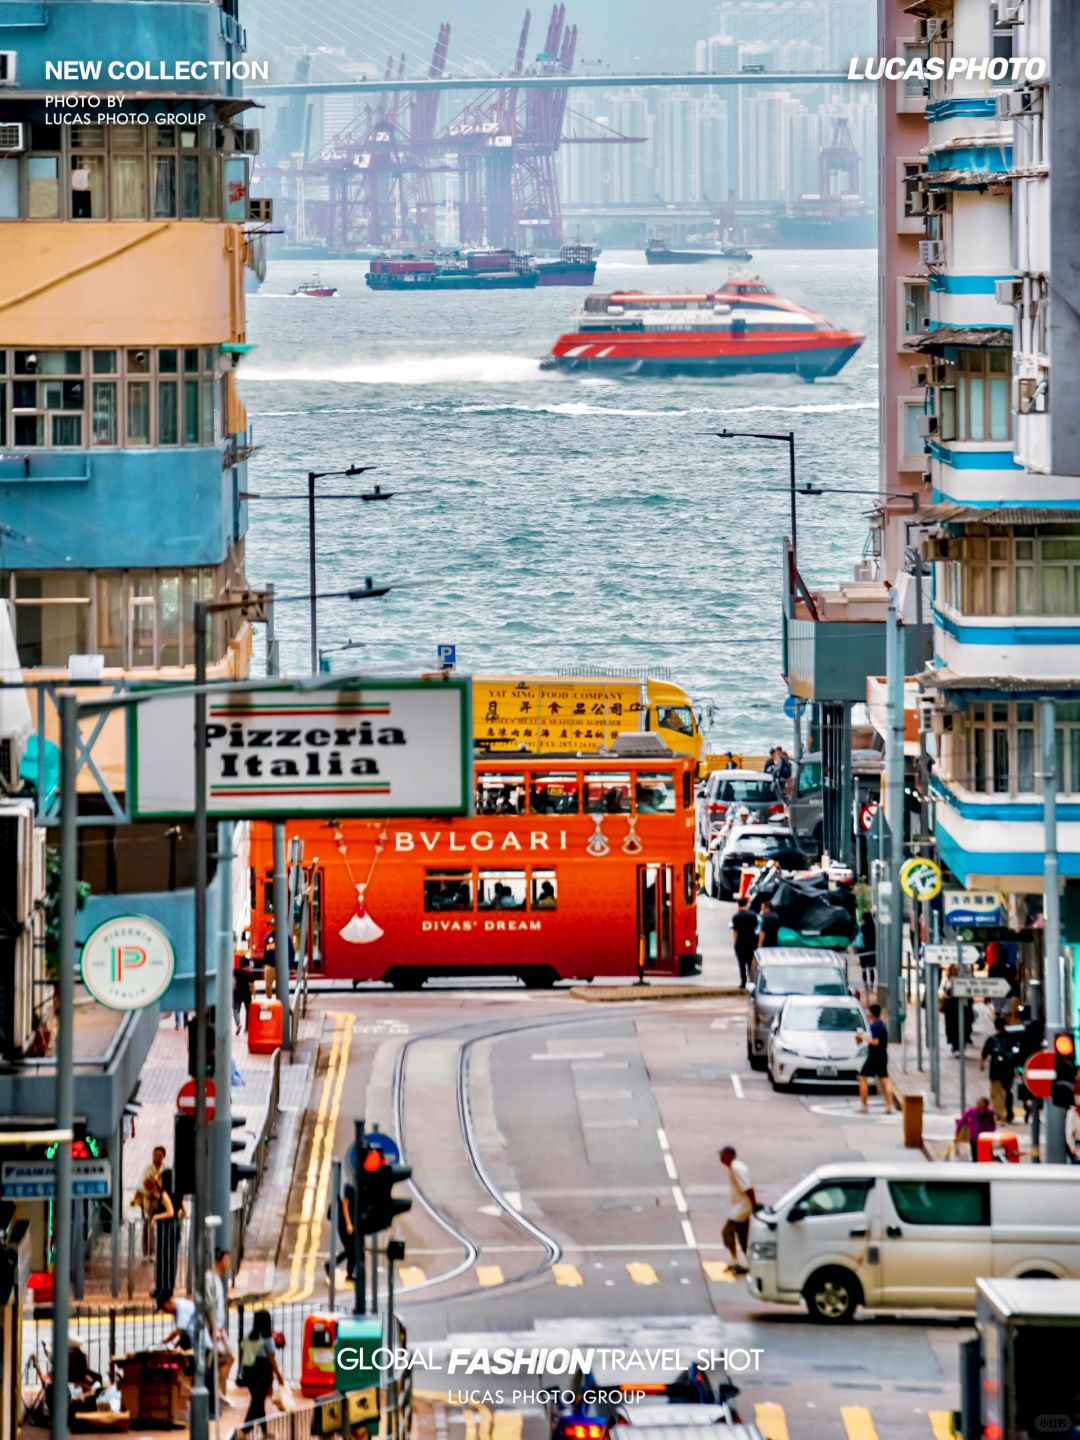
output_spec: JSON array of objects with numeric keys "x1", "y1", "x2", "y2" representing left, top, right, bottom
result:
[
  {"x1": 493, "y1": 1413, "x2": 524, "y2": 1440},
  {"x1": 930, "y1": 1413, "x2": 955, "y2": 1440},
  {"x1": 626, "y1": 1262, "x2": 659, "y2": 1285},
  {"x1": 842, "y1": 1407, "x2": 879, "y2": 1440},
  {"x1": 702, "y1": 1260, "x2": 737, "y2": 1282},
  {"x1": 276, "y1": 1010, "x2": 355, "y2": 1303},
  {"x1": 399, "y1": 1265, "x2": 427, "y2": 1287},
  {"x1": 476, "y1": 1265, "x2": 505, "y2": 1287},
  {"x1": 553, "y1": 1263, "x2": 583, "y2": 1286},
  {"x1": 754, "y1": 1402, "x2": 789, "y2": 1440}
]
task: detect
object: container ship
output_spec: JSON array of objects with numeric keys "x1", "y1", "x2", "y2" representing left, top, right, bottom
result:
[
  {"x1": 543, "y1": 277, "x2": 864, "y2": 380},
  {"x1": 366, "y1": 248, "x2": 538, "y2": 291},
  {"x1": 646, "y1": 239, "x2": 754, "y2": 265}
]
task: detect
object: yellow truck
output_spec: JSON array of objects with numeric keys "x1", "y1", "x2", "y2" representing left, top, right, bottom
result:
[{"x1": 472, "y1": 673, "x2": 705, "y2": 767}]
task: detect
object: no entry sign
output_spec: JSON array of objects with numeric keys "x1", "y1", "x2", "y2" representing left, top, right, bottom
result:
[
  {"x1": 1023, "y1": 1052, "x2": 1055, "y2": 1101},
  {"x1": 177, "y1": 1077, "x2": 216, "y2": 1120}
]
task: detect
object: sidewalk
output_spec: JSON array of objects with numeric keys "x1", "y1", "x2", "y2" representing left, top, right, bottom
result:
[{"x1": 82, "y1": 1001, "x2": 324, "y2": 1301}]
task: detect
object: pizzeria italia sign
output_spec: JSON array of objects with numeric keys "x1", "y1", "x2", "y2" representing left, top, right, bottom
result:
[{"x1": 129, "y1": 679, "x2": 472, "y2": 819}]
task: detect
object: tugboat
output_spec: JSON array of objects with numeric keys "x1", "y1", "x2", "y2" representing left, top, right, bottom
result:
[
  {"x1": 542, "y1": 276, "x2": 864, "y2": 380},
  {"x1": 645, "y1": 239, "x2": 754, "y2": 264},
  {"x1": 291, "y1": 273, "x2": 338, "y2": 297},
  {"x1": 366, "y1": 249, "x2": 538, "y2": 291},
  {"x1": 534, "y1": 243, "x2": 598, "y2": 287}
]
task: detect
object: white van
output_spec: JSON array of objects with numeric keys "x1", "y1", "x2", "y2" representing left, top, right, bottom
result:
[{"x1": 746, "y1": 1161, "x2": 1080, "y2": 1322}]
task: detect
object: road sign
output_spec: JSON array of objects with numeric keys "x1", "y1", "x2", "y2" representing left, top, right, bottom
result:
[
  {"x1": 859, "y1": 800, "x2": 879, "y2": 833},
  {"x1": 1024, "y1": 1051, "x2": 1056, "y2": 1101},
  {"x1": 924, "y1": 943, "x2": 980, "y2": 967},
  {"x1": 81, "y1": 915, "x2": 176, "y2": 1011},
  {"x1": 437, "y1": 644, "x2": 456, "y2": 669},
  {"x1": 130, "y1": 679, "x2": 473, "y2": 820},
  {"x1": 1, "y1": 1160, "x2": 111, "y2": 1200},
  {"x1": 177, "y1": 1077, "x2": 216, "y2": 1121},
  {"x1": 950, "y1": 976, "x2": 1011, "y2": 998},
  {"x1": 943, "y1": 889, "x2": 1007, "y2": 928},
  {"x1": 900, "y1": 856, "x2": 943, "y2": 901},
  {"x1": 348, "y1": 1131, "x2": 400, "y2": 1171},
  {"x1": 783, "y1": 694, "x2": 806, "y2": 720}
]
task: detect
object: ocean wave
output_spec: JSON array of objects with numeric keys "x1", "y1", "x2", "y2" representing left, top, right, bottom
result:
[
  {"x1": 455, "y1": 399, "x2": 691, "y2": 419},
  {"x1": 719, "y1": 400, "x2": 878, "y2": 415},
  {"x1": 241, "y1": 354, "x2": 549, "y2": 385}
]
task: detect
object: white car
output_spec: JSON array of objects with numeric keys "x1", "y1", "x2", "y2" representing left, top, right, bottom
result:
[{"x1": 767, "y1": 994, "x2": 868, "y2": 1091}]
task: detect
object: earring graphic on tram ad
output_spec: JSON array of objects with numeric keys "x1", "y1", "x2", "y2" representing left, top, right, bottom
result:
[
  {"x1": 338, "y1": 828, "x2": 387, "y2": 944},
  {"x1": 586, "y1": 816, "x2": 610, "y2": 857},
  {"x1": 621, "y1": 816, "x2": 644, "y2": 856}
]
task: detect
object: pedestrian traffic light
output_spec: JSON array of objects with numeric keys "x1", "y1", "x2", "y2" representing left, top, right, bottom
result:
[
  {"x1": 187, "y1": 1009, "x2": 216, "y2": 1079},
  {"x1": 173, "y1": 1114, "x2": 196, "y2": 1196},
  {"x1": 230, "y1": 1116, "x2": 258, "y2": 1190},
  {"x1": 1052, "y1": 1030, "x2": 1077, "y2": 1108},
  {"x1": 354, "y1": 1144, "x2": 412, "y2": 1235}
]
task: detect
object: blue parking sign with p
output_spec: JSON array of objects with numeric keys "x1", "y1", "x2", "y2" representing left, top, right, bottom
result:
[{"x1": 437, "y1": 644, "x2": 456, "y2": 668}]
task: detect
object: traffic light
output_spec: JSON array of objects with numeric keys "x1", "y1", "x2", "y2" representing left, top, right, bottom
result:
[
  {"x1": 187, "y1": 1009, "x2": 216, "y2": 1079},
  {"x1": 173, "y1": 1114, "x2": 196, "y2": 1196},
  {"x1": 230, "y1": 1115, "x2": 258, "y2": 1191},
  {"x1": 1052, "y1": 1030, "x2": 1077, "y2": 1108},
  {"x1": 354, "y1": 1145, "x2": 412, "y2": 1235}
]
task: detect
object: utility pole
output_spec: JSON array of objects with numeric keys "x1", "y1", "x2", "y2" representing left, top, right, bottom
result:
[
  {"x1": 190, "y1": 603, "x2": 212, "y2": 1440},
  {"x1": 1042, "y1": 699, "x2": 1067, "y2": 1164},
  {"x1": 265, "y1": 593, "x2": 291, "y2": 1049},
  {"x1": 210, "y1": 819, "x2": 234, "y2": 1247},
  {"x1": 883, "y1": 592, "x2": 906, "y2": 1042},
  {"x1": 354, "y1": 1117, "x2": 367, "y2": 1314}
]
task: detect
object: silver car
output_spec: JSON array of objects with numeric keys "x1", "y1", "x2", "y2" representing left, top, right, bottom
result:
[
  {"x1": 767, "y1": 994, "x2": 869, "y2": 1091},
  {"x1": 745, "y1": 949, "x2": 849, "y2": 1071}
]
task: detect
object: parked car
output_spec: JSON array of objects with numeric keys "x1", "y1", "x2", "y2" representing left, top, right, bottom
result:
[
  {"x1": 695, "y1": 769, "x2": 785, "y2": 849},
  {"x1": 766, "y1": 994, "x2": 868, "y2": 1091},
  {"x1": 745, "y1": 949, "x2": 849, "y2": 1071},
  {"x1": 747, "y1": 1162, "x2": 1080, "y2": 1323},
  {"x1": 706, "y1": 824, "x2": 807, "y2": 900}
]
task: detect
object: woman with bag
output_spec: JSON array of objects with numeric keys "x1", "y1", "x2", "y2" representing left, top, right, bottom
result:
[
  {"x1": 939, "y1": 964, "x2": 974, "y2": 1055},
  {"x1": 238, "y1": 1309, "x2": 283, "y2": 1435}
]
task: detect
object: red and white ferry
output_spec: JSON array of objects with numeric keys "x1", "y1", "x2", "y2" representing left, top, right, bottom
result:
[{"x1": 543, "y1": 276, "x2": 864, "y2": 380}]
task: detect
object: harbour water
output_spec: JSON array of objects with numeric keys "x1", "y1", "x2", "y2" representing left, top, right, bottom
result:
[{"x1": 240, "y1": 248, "x2": 878, "y2": 749}]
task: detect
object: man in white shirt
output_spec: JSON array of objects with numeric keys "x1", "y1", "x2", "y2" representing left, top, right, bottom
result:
[{"x1": 719, "y1": 1145, "x2": 757, "y2": 1274}]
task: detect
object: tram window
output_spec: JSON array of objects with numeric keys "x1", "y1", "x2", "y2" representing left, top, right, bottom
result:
[
  {"x1": 424, "y1": 870, "x2": 473, "y2": 911},
  {"x1": 529, "y1": 771, "x2": 580, "y2": 814},
  {"x1": 584, "y1": 773, "x2": 631, "y2": 813},
  {"x1": 635, "y1": 773, "x2": 676, "y2": 813},
  {"x1": 684, "y1": 863, "x2": 695, "y2": 905},
  {"x1": 531, "y1": 870, "x2": 558, "y2": 910},
  {"x1": 656, "y1": 705, "x2": 695, "y2": 736},
  {"x1": 475, "y1": 773, "x2": 526, "y2": 816},
  {"x1": 478, "y1": 870, "x2": 527, "y2": 910}
]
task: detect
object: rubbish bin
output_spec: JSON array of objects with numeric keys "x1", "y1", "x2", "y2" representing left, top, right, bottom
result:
[
  {"x1": 248, "y1": 997, "x2": 283, "y2": 1055},
  {"x1": 902, "y1": 1092, "x2": 924, "y2": 1150}
]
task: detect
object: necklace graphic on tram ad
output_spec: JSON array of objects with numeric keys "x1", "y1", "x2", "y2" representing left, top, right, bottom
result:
[
  {"x1": 586, "y1": 816, "x2": 611, "y2": 857},
  {"x1": 335, "y1": 825, "x2": 387, "y2": 944},
  {"x1": 621, "y1": 815, "x2": 644, "y2": 856}
]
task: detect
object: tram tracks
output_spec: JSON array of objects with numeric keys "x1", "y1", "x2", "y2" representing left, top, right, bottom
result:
[{"x1": 389, "y1": 1011, "x2": 610, "y2": 1302}]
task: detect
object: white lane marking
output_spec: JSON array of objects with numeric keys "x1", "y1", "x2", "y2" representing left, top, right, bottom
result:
[
  {"x1": 663, "y1": 1153, "x2": 678, "y2": 1180},
  {"x1": 731, "y1": 1074, "x2": 745, "y2": 1100},
  {"x1": 657, "y1": 1127, "x2": 670, "y2": 1151},
  {"x1": 681, "y1": 1218, "x2": 698, "y2": 1249},
  {"x1": 672, "y1": 1186, "x2": 688, "y2": 1213},
  {"x1": 531, "y1": 1052, "x2": 605, "y2": 1061}
]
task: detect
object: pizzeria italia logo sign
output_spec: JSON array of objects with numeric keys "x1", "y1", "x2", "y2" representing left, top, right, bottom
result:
[{"x1": 81, "y1": 915, "x2": 176, "y2": 1010}]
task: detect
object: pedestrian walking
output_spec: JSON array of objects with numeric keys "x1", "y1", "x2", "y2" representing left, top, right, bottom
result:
[
  {"x1": 151, "y1": 1168, "x2": 183, "y2": 1306},
  {"x1": 325, "y1": 1180, "x2": 357, "y2": 1281},
  {"x1": 980, "y1": 1016, "x2": 1017, "y2": 1123},
  {"x1": 238, "y1": 1309, "x2": 284, "y2": 1436},
  {"x1": 856, "y1": 1003, "x2": 898, "y2": 1114},
  {"x1": 730, "y1": 898, "x2": 758, "y2": 988},
  {"x1": 233, "y1": 958, "x2": 253, "y2": 1035},
  {"x1": 939, "y1": 964, "x2": 974, "y2": 1055},
  {"x1": 207, "y1": 1248, "x2": 234, "y2": 1408},
  {"x1": 758, "y1": 899, "x2": 781, "y2": 949},
  {"x1": 718, "y1": 1145, "x2": 757, "y2": 1274},
  {"x1": 131, "y1": 1146, "x2": 166, "y2": 1257},
  {"x1": 955, "y1": 1096, "x2": 996, "y2": 1161}
]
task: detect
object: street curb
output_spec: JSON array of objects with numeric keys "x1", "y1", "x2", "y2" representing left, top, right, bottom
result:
[{"x1": 569, "y1": 984, "x2": 744, "y2": 1002}]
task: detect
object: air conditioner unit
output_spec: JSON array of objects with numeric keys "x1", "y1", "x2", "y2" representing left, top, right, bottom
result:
[
  {"x1": 0, "y1": 52, "x2": 15, "y2": 86},
  {"x1": 0, "y1": 731, "x2": 25, "y2": 794},
  {"x1": 1014, "y1": 375, "x2": 1039, "y2": 413},
  {"x1": 236, "y1": 127, "x2": 260, "y2": 155},
  {"x1": 995, "y1": 277, "x2": 1023, "y2": 306},
  {"x1": 925, "y1": 18, "x2": 948, "y2": 40},
  {"x1": 907, "y1": 188, "x2": 927, "y2": 215},
  {"x1": 910, "y1": 363, "x2": 931, "y2": 387},
  {"x1": 919, "y1": 240, "x2": 946, "y2": 265},
  {"x1": 995, "y1": 92, "x2": 1013, "y2": 119},
  {"x1": 1011, "y1": 86, "x2": 1043, "y2": 115},
  {"x1": 926, "y1": 190, "x2": 951, "y2": 213},
  {"x1": 248, "y1": 196, "x2": 273, "y2": 222},
  {"x1": 916, "y1": 414, "x2": 939, "y2": 437},
  {"x1": 997, "y1": 0, "x2": 1022, "y2": 22},
  {"x1": 0, "y1": 800, "x2": 34, "y2": 925},
  {"x1": 0, "y1": 122, "x2": 25, "y2": 152}
]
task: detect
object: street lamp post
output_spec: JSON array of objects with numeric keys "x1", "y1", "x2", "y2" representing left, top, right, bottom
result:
[{"x1": 706, "y1": 428, "x2": 798, "y2": 559}]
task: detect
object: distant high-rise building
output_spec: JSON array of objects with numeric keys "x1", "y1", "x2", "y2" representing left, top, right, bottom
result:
[
  {"x1": 608, "y1": 92, "x2": 655, "y2": 204},
  {"x1": 655, "y1": 91, "x2": 704, "y2": 203}
]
